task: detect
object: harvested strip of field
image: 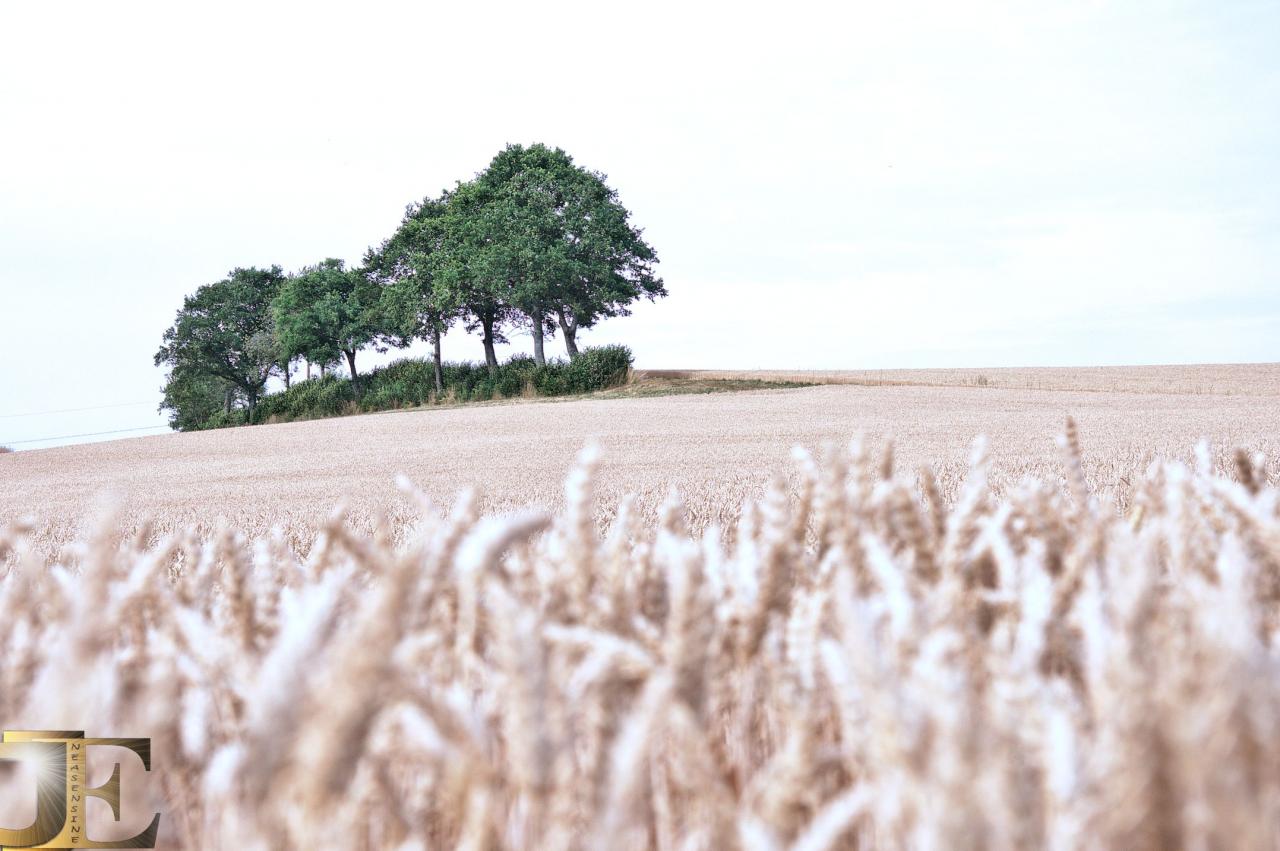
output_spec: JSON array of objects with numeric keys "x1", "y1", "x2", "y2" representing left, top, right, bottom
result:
[
  {"x1": 668, "y1": 361, "x2": 1280, "y2": 395},
  {"x1": 3, "y1": 372, "x2": 1277, "y2": 555}
]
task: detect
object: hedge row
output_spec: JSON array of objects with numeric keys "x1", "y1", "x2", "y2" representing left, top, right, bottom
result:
[{"x1": 199, "y1": 345, "x2": 633, "y2": 429}]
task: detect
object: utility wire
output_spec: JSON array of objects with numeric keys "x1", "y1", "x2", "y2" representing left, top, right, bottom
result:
[
  {"x1": 3, "y1": 425, "x2": 171, "y2": 446},
  {"x1": 0, "y1": 400, "x2": 156, "y2": 419}
]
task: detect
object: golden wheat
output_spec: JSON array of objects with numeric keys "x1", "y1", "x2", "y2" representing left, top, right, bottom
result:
[
  {"x1": 2, "y1": 419, "x2": 1279, "y2": 849},
  {"x1": 4, "y1": 375, "x2": 1278, "y2": 561}
]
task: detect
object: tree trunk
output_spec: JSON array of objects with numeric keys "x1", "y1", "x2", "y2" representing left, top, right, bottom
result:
[
  {"x1": 344, "y1": 349, "x2": 360, "y2": 398},
  {"x1": 224, "y1": 388, "x2": 233, "y2": 415},
  {"x1": 283, "y1": 361, "x2": 291, "y2": 390},
  {"x1": 431, "y1": 326, "x2": 444, "y2": 394},
  {"x1": 557, "y1": 307, "x2": 580, "y2": 359},
  {"x1": 480, "y1": 313, "x2": 499, "y2": 376},
  {"x1": 530, "y1": 311, "x2": 546, "y2": 367},
  {"x1": 305, "y1": 359, "x2": 312, "y2": 381}
]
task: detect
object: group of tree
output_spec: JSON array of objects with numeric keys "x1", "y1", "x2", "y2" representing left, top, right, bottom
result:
[{"x1": 156, "y1": 144, "x2": 664, "y2": 426}]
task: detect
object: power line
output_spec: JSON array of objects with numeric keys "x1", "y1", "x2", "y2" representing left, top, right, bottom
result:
[
  {"x1": 0, "y1": 400, "x2": 156, "y2": 419},
  {"x1": 3, "y1": 425, "x2": 171, "y2": 446}
]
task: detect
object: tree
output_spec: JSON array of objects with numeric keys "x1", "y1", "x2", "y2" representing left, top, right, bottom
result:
[
  {"x1": 469, "y1": 143, "x2": 665, "y2": 362},
  {"x1": 278, "y1": 352, "x2": 298, "y2": 389},
  {"x1": 433, "y1": 180, "x2": 519, "y2": 376},
  {"x1": 469, "y1": 146, "x2": 565, "y2": 366},
  {"x1": 366, "y1": 194, "x2": 462, "y2": 394},
  {"x1": 158, "y1": 363, "x2": 238, "y2": 430},
  {"x1": 272, "y1": 259, "x2": 383, "y2": 388},
  {"x1": 553, "y1": 166, "x2": 665, "y2": 357},
  {"x1": 154, "y1": 266, "x2": 285, "y2": 419}
]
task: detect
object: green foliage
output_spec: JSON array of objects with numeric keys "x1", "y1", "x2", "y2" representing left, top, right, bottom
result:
[
  {"x1": 469, "y1": 144, "x2": 665, "y2": 357},
  {"x1": 254, "y1": 375, "x2": 357, "y2": 422},
  {"x1": 520, "y1": 345, "x2": 634, "y2": 394},
  {"x1": 469, "y1": 147, "x2": 571, "y2": 323},
  {"x1": 367, "y1": 196, "x2": 461, "y2": 347},
  {"x1": 434, "y1": 356, "x2": 531, "y2": 403},
  {"x1": 440, "y1": 361, "x2": 501, "y2": 402},
  {"x1": 159, "y1": 366, "x2": 236, "y2": 431},
  {"x1": 273, "y1": 259, "x2": 384, "y2": 379},
  {"x1": 154, "y1": 266, "x2": 285, "y2": 414},
  {"x1": 157, "y1": 144, "x2": 661, "y2": 431},
  {"x1": 495, "y1": 367, "x2": 527, "y2": 399},
  {"x1": 431, "y1": 179, "x2": 518, "y2": 367},
  {"x1": 559, "y1": 345, "x2": 634, "y2": 392},
  {"x1": 188, "y1": 346, "x2": 633, "y2": 429},
  {"x1": 201, "y1": 408, "x2": 249, "y2": 430},
  {"x1": 356, "y1": 358, "x2": 434, "y2": 410}
]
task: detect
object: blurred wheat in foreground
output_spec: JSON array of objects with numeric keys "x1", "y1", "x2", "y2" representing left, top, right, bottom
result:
[{"x1": 3, "y1": 421, "x2": 1280, "y2": 850}]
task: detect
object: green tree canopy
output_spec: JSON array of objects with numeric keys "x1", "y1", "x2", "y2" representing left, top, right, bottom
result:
[
  {"x1": 156, "y1": 145, "x2": 665, "y2": 429},
  {"x1": 154, "y1": 266, "x2": 285, "y2": 416},
  {"x1": 272, "y1": 259, "x2": 383, "y2": 384},
  {"x1": 158, "y1": 363, "x2": 238, "y2": 431},
  {"x1": 553, "y1": 164, "x2": 665, "y2": 357},
  {"x1": 469, "y1": 143, "x2": 665, "y2": 362},
  {"x1": 366, "y1": 194, "x2": 463, "y2": 393},
  {"x1": 431, "y1": 180, "x2": 519, "y2": 375}
]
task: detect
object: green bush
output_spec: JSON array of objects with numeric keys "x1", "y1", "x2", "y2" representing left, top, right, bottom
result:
[
  {"x1": 252, "y1": 375, "x2": 355, "y2": 423},
  {"x1": 202, "y1": 408, "x2": 248, "y2": 430},
  {"x1": 362, "y1": 360, "x2": 437, "y2": 410},
  {"x1": 529, "y1": 365, "x2": 566, "y2": 396},
  {"x1": 441, "y1": 362, "x2": 492, "y2": 400},
  {"x1": 525, "y1": 346, "x2": 633, "y2": 396},
  {"x1": 494, "y1": 361, "x2": 529, "y2": 398},
  {"x1": 561, "y1": 345, "x2": 633, "y2": 393},
  {"x1": 504, "y1": 354, "x2": 538, "y2": 373},
  {"x1": 195, "y1": 345, "x2": 634, "y2": 430}
]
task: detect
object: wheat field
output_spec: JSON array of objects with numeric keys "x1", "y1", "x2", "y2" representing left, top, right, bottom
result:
[
  {"x1": 2, "y1": 367, "x2": 1280, "y2": 849},
  {"x1": 3, "y1": 370, "x2": 1278, "y2": 557}
]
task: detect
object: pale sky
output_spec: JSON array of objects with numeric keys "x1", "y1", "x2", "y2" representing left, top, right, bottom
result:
[{"x1": 2, "y1": 0, "x2": 1277, "y2": 449}]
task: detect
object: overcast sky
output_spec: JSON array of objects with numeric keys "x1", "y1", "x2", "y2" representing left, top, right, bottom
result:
[{"x1": 2, "y1": 0, "x2": 1278, "y2": 449}]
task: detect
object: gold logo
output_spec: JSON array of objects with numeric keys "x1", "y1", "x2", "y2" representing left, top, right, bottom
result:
[{"x1": 0, "y1": 731, "x2": 159, "y2": 849}]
